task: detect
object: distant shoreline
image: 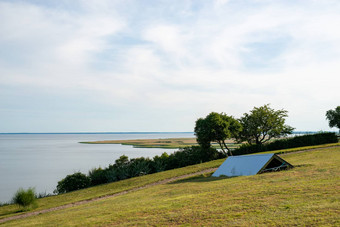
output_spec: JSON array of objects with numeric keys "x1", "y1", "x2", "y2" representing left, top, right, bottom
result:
[
  {"x1": 1, "y1": 131, "x2": 336, "y2": 135},
  {"x1": 0, "y1": 132, "x2": 194, "y2": 135}
]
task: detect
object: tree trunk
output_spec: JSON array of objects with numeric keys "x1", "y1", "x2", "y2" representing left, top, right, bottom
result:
[
  {"x1": 222, "y1": 140, "x2": 232, "y2": 156},
  {"x1": 217, "y1": 141, "x2": 227, "y2": 155},
  {"x1": 255, "y1": 136, "x2": 261, "y2": 145}
]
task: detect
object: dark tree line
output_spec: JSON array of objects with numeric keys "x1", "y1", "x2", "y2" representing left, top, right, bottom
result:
[{"x1": 55, "y1": 146, "x2": 223, "y2": 194}]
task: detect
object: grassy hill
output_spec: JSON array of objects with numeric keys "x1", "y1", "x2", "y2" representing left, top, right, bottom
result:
[{"x1": 1, "y1": 145, "x2": 339, "y2": 226}]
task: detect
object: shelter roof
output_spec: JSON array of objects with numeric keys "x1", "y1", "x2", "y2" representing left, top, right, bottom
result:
[{"x1": 212, "y1": 153, "x2": 292, "y2": 177}]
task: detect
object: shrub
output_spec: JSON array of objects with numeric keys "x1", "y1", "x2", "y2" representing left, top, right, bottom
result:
[
  {"x1": 152, "y1": 152, "x2": 169, "y2": 172},
  {"x1": 55, "y1": 172, "x2": 91, "y2": 194},
  {"x1": 12, "y1": 188, "x2": 37, "y2": 210},
  {"x1": 233, "y1": 132, "x2": 338, "y2": 155},
  {"x1": 128, "y1": 157, "x2": 152, "y2": 177},
  {"x1": 104, "y1": 168, "x2": 119, "y2": 183},
  {"x1": 166, "y1": 146, "x2": 224, "y2": 170},
  {"x1": 55, "y1": 146, "x2": 224, "y2": 194},
  {"x1": 108, "y1": 155, "x2": 131, "y2": 181},
  {"x1": 88, "y1": 167, "x2": 107, "y2": 186}
]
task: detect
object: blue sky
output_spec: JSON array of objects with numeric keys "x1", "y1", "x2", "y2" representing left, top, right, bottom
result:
[{"x1": 1, "y1": 0, "x2": 340, "y2": 132}]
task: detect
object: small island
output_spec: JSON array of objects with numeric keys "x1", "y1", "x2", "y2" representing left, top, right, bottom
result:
[
  {"x1": 80, "y1": 137, "x2": 238, "y2": 149},
  {"x1": 80, "y1": 138, "x2": 198, "y2": 148}
]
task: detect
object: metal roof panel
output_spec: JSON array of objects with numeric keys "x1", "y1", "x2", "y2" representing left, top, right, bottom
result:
[{"x1": 212, "y1": 153, "x2": 276, "y2": 177}]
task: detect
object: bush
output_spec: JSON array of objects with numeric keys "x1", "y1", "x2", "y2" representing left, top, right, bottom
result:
[
  {"x1": 55, "y1": 146, "x2": 224, "y2": 194},
  {"x1": 12, "y1": 188, "x2": 37, "y2": 210},
  {"x1": 233, "y1": 132, "x2": 338, "y2": 155},
  {"x1": 152, "y1": 152, "x2": 169, "y2": 172},
  {"x1": 104, "y1": 168, "x2": 119, "y2": 183},
  {"x1": 88, "y1": 167, "x2": 107, "y2": 186},
  {"x1": 166, "y1": 146, "x2": 224, "y2": 170},
  {"x1": 128, "y1": 157, "x2": 152, "y2": 177},
  {"x1": 55, "y1": 172, "x2": 91, "y2": 194}
]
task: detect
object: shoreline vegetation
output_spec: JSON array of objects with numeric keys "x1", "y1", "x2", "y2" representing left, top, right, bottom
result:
[
  {"x1": 0, "y1": 144, "x2": 339, "y2": 225},
  {"x1": 79, "y1": 137, "x2": 239, "y2": 149}
]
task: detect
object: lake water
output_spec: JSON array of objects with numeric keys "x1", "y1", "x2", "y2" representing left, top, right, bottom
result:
[{"x1": 0, "y1": 132, "x2": 194, "y2": 203}]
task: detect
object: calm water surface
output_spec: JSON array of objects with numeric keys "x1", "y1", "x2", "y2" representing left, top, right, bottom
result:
[{"x1": 0, "y1": 133, "x2": 194, "y2": 203}]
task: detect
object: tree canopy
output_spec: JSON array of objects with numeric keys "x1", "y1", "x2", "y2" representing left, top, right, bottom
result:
[
  {"x1": 236, "y1": 104, "x2": 294, "y2": 145},
  {"x1": 326, "y1": 106, "x2": 340, "y2": 132},
  {"x1": 194, "y1": 112, "x2": 242, "y2": 156}
]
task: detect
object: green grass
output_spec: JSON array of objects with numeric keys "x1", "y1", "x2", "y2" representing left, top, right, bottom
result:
[
  {"x1": 0, "y1": 159, "x2": 223, "y2": 220},
  {"x1": 1, "y1": 144, "x2": 339, "y2": 226}
]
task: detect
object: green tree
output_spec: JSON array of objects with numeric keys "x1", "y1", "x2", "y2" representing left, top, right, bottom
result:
[
  {"x1": 194, "y1": 112, "x2": 242, "y2": 156},
  {"x1": 55, "y1": 172, "x2": 91, "y2": 194},
  {"x1": 237, "y1": 104, "x2": 294, "y2": 145},
  {"x1": 12, "y1": 188, "x2": 37, "y2": 210},
  {"x1": 152, "y1": 152, "x2": 169, "y2": 172},
  {"x1": 326, "y1": 106, "x2": 340, "y2": 132},
  {"x1": 88, "y1": 167, "x2": 107, "y2": 186}
]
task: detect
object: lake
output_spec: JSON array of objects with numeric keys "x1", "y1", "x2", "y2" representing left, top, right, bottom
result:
[{"x1": 0, "y1": 132, "x2": 194, "y2": 203}]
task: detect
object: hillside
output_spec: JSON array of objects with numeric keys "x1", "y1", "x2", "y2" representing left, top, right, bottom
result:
[{"x1": 1, "y1": 145, "x2": 339, "y2": 226}]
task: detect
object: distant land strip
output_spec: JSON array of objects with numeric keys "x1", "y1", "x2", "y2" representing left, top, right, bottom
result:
[
  {"x1": 80, "y1": 138, "x2": 199, "y2": 149},
  {"x1": 80, "y1": 138, "x2": 239, "y2": 149}
]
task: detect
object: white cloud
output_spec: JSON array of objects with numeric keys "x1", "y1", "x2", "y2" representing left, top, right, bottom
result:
[
  {"x1": 0, "y1": 0, "x2": 124, "y2": 85},
  {"x1": 0, "y1": 0, "x2": 340, "y2": 132}
]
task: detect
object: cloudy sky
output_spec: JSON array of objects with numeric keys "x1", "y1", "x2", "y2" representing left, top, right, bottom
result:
[{"x1": 0, "y1": 0, "x2": 339, "y2": 133}]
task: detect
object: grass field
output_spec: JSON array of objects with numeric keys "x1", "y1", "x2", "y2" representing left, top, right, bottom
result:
[
  {"x1": 0, "y1": 159, "x2": 224, "y2": 220},
  {"x1": 1, "y1": 145, "x2": 339, "y2": 226},
  {"x1": 80, "y1": 137, "x2": 239, "y2": 149}
]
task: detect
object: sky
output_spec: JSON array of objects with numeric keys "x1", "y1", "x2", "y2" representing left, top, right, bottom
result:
[{"x1": 0, "y1": 0, "x2": 339, "y2": 133}]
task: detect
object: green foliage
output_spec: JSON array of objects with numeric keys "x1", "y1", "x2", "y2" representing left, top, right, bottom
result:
[
  {"x1": 114, "y1": 155, "x2": 129, "y2": 167},
  {"x1": 326, "y1": 106, "x2": 340, "y2": 132},
  {"x1": 194, "y1": 112, "x2": 242, "y2": 155},
  {"x1": 237, "y1": 104, "x2": 294, "y2": 145},
  {"x1": 88, "y1": 168, "x2": 107, "y2": 186},
  {"x1": 128, "y1": 157, "x2": 152, "y2": 177},
  {"x1": 12, "y1": 188, "x2": 37, "y2": 210},
  {"x1": 55, "y1": 172, "x2": 91, "y2": 194},
  {"x1": 234, "y1": 132, "x2": 338, "y2": 155},
  {"x1": 54, "y1": 147, "x2": 224, "y2": 194},
  {"x1": 0, "y1": 158, "x2": 224, "y2": 220},
  {"x1": 152, "y1": 152, "x2": 169, "y2": 172},
  {"x1": 5, "y1": 148, "x2": 340, "y2": 226},
  {"x1": 195, "y1": 117, "x2": 215, "y2": 149},
  {"x1": 165, "y1": 146, "x2": 224, "y2": 170}
]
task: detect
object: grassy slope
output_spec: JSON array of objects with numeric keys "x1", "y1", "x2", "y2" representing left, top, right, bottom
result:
[
  {"x1": 2, "y1": 145, "x2": 340, "y2": 226},
  {"x1": 0, "y1": 159, "x2": 223, "y2": 220}
]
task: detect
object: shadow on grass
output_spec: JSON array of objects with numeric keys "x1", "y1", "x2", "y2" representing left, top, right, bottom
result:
[
  {"x1": 170, "y1": 173, "x2": 234, "y2": 184},
  {"x1": 170, "y1": 166, "x2": 302, "y2": 185},
  {"x1": 293, "y1": 164, "x2": 313, "y2": 168},
  {"x1": 0, "y1": 208, "x2": 24, "y2": 219},
  {"x1": 0, "y1": 203, "x2": 37, "y2": 218}
]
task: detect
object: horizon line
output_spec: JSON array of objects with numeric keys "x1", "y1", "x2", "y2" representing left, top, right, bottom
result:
[
  {"x1": 0, "y1": 132, "x2": 195, "y2": 134},
  {"x1": 0, "y1": 131, "x2": 337, "y2": 134}
]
